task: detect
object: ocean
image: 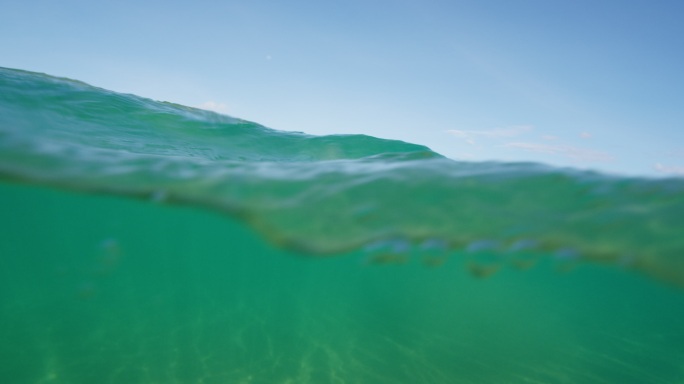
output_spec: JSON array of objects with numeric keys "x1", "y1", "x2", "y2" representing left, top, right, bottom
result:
[{"x1": 1, "y1": 67, "x2": 684, "y2": 383}]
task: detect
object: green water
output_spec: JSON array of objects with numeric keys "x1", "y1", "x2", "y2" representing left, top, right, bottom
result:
[
  {"x1": 2, "y1": 67, "x2": 684, "y2": 382},
  {"x1": 2, "y1": 182, "x2": 684, "y2": 383}
]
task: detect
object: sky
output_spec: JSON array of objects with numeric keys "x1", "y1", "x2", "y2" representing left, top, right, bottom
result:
[{"x1": 2, "y1": 0, "x2": 683, "y2": 177}]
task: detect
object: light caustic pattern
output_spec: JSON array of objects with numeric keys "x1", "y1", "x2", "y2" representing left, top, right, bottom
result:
[{"x1": 1, "y1": 183, "x2": 684, "y2": 384}]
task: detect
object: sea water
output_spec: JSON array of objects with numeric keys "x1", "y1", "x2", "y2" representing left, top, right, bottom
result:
[{"x1": 1, "y1": 67, "x2": 684, "y2": 383}]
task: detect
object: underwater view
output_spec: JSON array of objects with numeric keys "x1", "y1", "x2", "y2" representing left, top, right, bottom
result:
[{"x1": 2, "y1": 67, "x2": 684, "y2": 383}]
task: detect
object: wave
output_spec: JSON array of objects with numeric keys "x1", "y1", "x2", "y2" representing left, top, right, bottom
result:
[{"x1": 2, "y1": 67, "x2": 683, "y2": 286}]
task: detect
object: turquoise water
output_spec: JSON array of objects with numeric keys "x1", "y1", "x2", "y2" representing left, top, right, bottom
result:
[{"x1": 2, "y1": 67, "x2": 684, "y2": 383}]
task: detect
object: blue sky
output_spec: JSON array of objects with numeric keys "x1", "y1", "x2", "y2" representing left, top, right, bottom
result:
[{"x1": 2, "y1": 0, "x2": 683, "y2": 176}]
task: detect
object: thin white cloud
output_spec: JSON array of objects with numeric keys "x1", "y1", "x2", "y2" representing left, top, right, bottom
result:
[
  {"x1": 579, "y1": 132, "x2": 592, "y2": 139},
  {"x1": 503, "y1": 142, "x2": 613, "y2": 162},
  {"x1": 198, "y1": 101, "x2": 230, "y2": 113},
  {"x1": 446, "y1": 125, "x2": 533, "y2": 145},
  {"x1": 653, "y1": 163, "x2": 684, "y2": 176}
]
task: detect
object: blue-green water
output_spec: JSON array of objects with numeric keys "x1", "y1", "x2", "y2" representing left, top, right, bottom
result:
[{"x1": 2, "y1": 67, "x2": 684, "y2": 383}]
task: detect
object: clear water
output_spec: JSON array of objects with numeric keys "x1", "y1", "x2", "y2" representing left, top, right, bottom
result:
[{"x1": 2, "y1": 67, "x2": 684, "y2": 383}]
